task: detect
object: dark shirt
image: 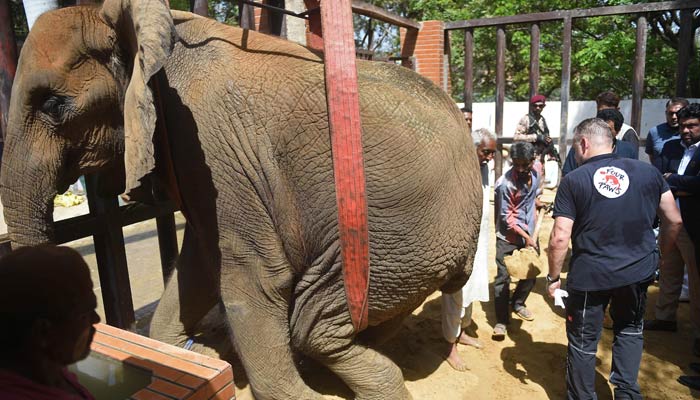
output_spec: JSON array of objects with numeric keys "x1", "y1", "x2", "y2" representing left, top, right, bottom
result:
[
  {"x1": 645, "y1": 122, "x2": 678, "y2": 160},
  {"x1": 553, "y1": 153, "x2": 669, "y2": 291},
  {"x1": 561, "y1": 140, "x2": 638, "y2": 177},
  {"x1": 659, "y1": 138, "x2": 700, "y2": 241}
]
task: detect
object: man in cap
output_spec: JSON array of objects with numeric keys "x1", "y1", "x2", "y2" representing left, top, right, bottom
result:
[{"x1": 514, "y1": 94, "x2": 551, "y2": 145}]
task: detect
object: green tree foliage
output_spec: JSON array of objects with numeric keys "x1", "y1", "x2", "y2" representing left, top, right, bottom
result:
[{"x1": 363, "y1": 0, "x2": 698, "y2": 101}]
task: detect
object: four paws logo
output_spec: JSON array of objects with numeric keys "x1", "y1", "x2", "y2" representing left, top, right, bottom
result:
[{"x1": 593, "y1": 166, "x2": 629, "y2": 198}]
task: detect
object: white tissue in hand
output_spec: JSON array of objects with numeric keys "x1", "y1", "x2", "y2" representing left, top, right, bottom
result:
[{"x1": 554, "y1": 289, "x2": 568, "y2": 309}]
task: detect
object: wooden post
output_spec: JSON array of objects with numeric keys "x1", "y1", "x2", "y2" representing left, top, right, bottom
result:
[
  {"x1": 631, "y1": 15, "x2": 647, "y2": 135},
  {"x1": 463, "y1": 28, "x2": 473, "y2": 109},
  {"x1": 239, "y1": 1, "x2": 256, "y2": 30},
  {"x1": 675, "y1": 9, "x2": 692, "y2": 97},
  {"x1": 0, "y1": 0, "x2": 18, "y2": 143},
  {"x1": 85, "y1": 174, "x2": 135, "y2": 330},
  {"x1": 495, "y1": 25, "x2": 506, "y2": 179},
  {"x1": 559, "y1": 17, "x2": 572, "y2": 160},
  {"x1": 529, "y1": 23, "x2": 540, "y2": 100},
  {"x1": 155, "y1": 214, "x2": 178, "y2": 283},
  {"x1": 191, "y1": 0, "x2": 208, "y2": 16}
]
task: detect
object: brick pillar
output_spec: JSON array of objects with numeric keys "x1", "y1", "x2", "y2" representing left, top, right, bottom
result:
[
  {"x1": 254, "y1": 4, "x2": 264, "y2": 31},
  {"x1": 401, "y1": 20, "x2": 447, "y2": 92}
]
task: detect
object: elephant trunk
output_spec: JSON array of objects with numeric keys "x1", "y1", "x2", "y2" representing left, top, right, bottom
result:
[{"x1": 0, "y1": 130, "x2": 60, "y2": 248}]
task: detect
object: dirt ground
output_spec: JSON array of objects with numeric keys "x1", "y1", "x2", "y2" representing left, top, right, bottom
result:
[{"x1": 60, "y1": 187, "x2": 699, "y2": 399}]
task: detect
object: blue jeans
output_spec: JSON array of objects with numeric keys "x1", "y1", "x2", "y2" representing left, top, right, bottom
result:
[{"x1": 565, "y1": 278, "x2": 652, "y2": 400}]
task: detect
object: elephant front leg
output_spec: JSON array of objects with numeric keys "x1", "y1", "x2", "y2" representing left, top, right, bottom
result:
[
  {"x1": 290, "y1": 262, "x2": 412, "y2": 400},
  {"x1": 220, "y1": 260, "x2": 323, "y2": 400}
]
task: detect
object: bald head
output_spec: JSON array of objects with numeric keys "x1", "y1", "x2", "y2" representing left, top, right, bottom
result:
[{"x1": 573, "y1": 118, "x2": 614, "y2": 164}]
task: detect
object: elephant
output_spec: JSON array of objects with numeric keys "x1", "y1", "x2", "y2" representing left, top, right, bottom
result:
[{"x1": 0, "y1": 0, "x2": 483, "y2": 398}]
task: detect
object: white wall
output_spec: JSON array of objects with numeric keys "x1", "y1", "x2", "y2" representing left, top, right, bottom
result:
[{"x1": 461, "y1": 99, "x2": 700, "y2": 140}]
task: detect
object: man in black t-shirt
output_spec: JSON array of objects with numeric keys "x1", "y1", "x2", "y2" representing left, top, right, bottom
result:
[{"x1": 546, "y1": 118, "x2": 682, "y2": 399}]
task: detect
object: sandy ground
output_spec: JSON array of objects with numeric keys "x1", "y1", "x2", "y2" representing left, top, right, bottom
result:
[{"x1": 39, "y1": 188, "x2": 700, "y2": 399}]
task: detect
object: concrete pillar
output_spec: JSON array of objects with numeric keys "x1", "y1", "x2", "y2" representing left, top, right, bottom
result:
[{"x1": 285, "y1": 0, "x2": 306, "y2": 45}]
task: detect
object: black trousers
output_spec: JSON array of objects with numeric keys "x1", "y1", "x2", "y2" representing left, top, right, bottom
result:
[
  {"x1": 494, "y1": 238, "x2": 536, "y2": 325},
  {"x1": 565, "y1": 278, "x2": 652, "y2": 400}
]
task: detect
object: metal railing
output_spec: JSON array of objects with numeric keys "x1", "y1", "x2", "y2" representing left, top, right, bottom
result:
[{"x1": 445, "y1": 0, "x2": 700, "y2": 177}]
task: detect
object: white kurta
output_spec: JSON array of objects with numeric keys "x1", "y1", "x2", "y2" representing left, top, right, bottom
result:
[{"x1": 441, "y1": 163, "x2": 491, "y2": 341}]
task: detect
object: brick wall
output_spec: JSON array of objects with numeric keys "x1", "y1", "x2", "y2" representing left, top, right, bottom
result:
[{"x1": 401, "y1": 20, "x2": 448, "y2": 92}]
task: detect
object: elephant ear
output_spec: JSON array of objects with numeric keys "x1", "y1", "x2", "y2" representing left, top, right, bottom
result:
[{"x1": 100, "y1": 0, "x2": 178, "y2": 195}]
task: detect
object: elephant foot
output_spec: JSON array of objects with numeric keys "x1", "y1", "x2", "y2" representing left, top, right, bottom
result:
[{"x1": 324, "y1": 345, "x2": 412, "y2": 400}]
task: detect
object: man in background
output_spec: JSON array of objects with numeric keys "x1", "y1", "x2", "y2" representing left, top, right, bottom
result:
[
  {"x1": 596, "y1": 91, "x2": 639, "y2": 149},
  {"x1": 492, "y1": 142, "x2": 542, "y2": 339},
  {"x1": 646, "y1": 103, "x2": 700, "y2": 360},
  {"x1": 646, "y1": 97, "x2": 689, "y2": 167},
  {"x1": 562, "y1": 108, "x2": 637, "y2": 176},
  {"x1": 461, "y1": 107, "x2": 473, "y2": 130},
  {"x1": 441, "y1": 128, "x2": 495, "y2": 371}
]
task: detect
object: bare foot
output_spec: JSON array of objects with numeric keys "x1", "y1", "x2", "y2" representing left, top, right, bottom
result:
[
  {"x1": 445, "y1": 343, "x2": 469, "y2": 371},
  {"x1": 458, "y1": 332, "x2": 483, "y2": 349}
]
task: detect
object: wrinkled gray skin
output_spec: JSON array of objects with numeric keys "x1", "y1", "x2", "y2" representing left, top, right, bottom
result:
[{"x1": 0, "y1": 1, "x2": 482, "y2": 398}]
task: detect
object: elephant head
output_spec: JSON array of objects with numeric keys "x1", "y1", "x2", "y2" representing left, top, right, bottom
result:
[{"x1": 0, "y1": 0, "x2": 177, "y2": 247}]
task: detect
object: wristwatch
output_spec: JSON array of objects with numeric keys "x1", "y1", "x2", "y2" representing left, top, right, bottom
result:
[{"x1": 546, "y1": 274, "x2": 560, "y2": 284}]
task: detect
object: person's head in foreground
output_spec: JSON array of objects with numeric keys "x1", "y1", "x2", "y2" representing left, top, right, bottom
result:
[
  {"x1": 0, "y1": 244, "x2": 99, "y2": 399},
  {"x1": 572, "y1": 118, "x2": 614, "y2": 165},
  {"x1": 677, "y1": 103, "x2": 700, "y2": 148},
  {"x1": 510, "y1": 141, "x2": 536, "y2": 182},
  {"x1": 473, "y1": 128, "x2": 497, "y2": 165}
]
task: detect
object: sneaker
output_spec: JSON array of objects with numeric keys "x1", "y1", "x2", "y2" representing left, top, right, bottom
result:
[
  {"x1": 644, "y1": 319, "x2": 677, "y2": 332},
  {"x1": 492, "y1": 324, "x2": 506, "y2": 340},
  {"x1": 514, "y1": 307, "x2": 534, "y2": 321}
]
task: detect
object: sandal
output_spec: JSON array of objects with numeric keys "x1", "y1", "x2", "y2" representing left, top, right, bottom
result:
[
  {"x1": 514, "y1": 307, "x2": 534, "y2": 321},
  {"x1": 492, "y1": 323, "x2": 506, "y2": 340}
]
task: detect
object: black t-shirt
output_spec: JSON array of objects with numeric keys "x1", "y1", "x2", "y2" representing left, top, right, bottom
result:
[{"x1": 553, "y1": 153, "x2": 670, "y2": 291}]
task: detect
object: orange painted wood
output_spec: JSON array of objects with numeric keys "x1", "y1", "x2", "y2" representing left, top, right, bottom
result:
[{"x1": 319, "y1": 0, "x2": 370, "y2": 331}]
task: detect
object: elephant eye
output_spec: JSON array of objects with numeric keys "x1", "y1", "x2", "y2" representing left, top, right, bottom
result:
[{"x1": 40, "y1": 95, "x2": 69, "y2": 121}]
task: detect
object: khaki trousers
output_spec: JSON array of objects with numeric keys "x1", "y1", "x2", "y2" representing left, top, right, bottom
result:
[{"x1": 655, "y1": 227, "x2": 700, "y2": 338}]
